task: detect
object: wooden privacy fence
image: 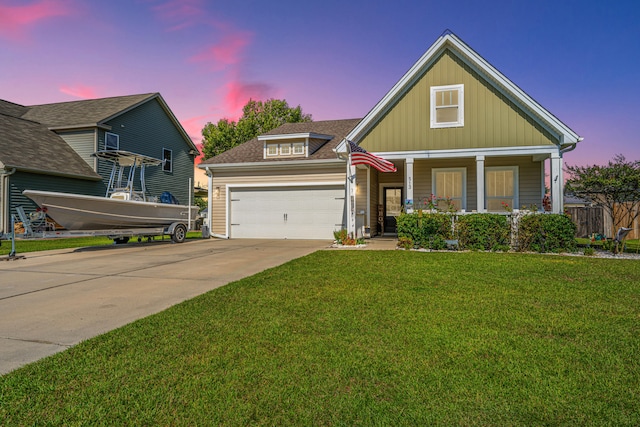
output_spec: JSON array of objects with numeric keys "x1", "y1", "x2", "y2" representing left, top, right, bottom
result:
[
  {"x1": 565, "y1": 207, "x2": 605, "y2": 238},
  {"x1": 566, "y1": 205, "x2": 639, "y2": 239}
]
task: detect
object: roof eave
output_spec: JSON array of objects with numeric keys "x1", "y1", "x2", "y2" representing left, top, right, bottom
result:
[
  {"x1": 200, "y1": 158, "x2": 344, "y2": 171},
  {"x1": 4, "y1": 165, "x2": 102, "y2": 181}
]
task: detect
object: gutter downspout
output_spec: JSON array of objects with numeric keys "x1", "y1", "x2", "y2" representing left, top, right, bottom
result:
[
  {"x1": 1, "y1": 168, "x2": 17, "y2": 234},
  {"x1": 205, "y1": 166, "x2": 228, "y2": 239}
]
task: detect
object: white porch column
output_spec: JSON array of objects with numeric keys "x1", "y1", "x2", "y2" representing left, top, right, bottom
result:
[
  {"x1": 476, "y1": 155, "x2": 485, "y2": 212},
  {"x1": 347, "y1": 164, "x2": 357, "y2": 236},
  {"x1": 550, "y1": 153, "x2": 563, "y2": 213},
  {"x1": 405, "y1": 158, "x2": 414, "y2": 212}
]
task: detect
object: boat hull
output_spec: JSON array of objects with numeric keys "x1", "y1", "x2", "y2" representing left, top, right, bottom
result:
[{"x1": 23, "y1": 190, "x2": 199, "y2": 230}]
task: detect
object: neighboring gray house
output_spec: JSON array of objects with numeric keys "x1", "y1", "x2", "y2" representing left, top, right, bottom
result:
[{"x1": 0, "y1": 93, "x2": 198, "y2": 234}]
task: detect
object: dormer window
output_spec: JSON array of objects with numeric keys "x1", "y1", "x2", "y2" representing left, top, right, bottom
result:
[
  {"x1": 430, "y1": 84, "x2": 464, "y2": 128},
  {"x1": 280, "y1": 144, "x2": 291, "y2": 155},
  {"x1": 267, "y1": 144, "x2": 278, "y2": 156},
  {"x1": 293, "y1": 142, "x2": 305, "y2": 155}
]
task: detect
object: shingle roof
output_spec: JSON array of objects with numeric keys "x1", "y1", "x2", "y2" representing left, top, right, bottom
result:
[
  {"x1": 22, "y1": 93, "x2": 156, "y2": 128},
  {"x1": 201, "y1": 118, "x2": 361, "y2": 166},
  {"x1": 0, "y1": 111, "x2": 101, "y2": 179}
]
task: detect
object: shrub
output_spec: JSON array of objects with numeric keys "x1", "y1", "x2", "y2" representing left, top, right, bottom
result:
[
  {"x1": 517, "y1": 213, "x2": 577, "y2": 253},
  {"x1": 397, "y1": 212, "x2": 451, "y2": 249},
  {"x1": 456, "y1": 214, "x2": 510, "y2": 251}
]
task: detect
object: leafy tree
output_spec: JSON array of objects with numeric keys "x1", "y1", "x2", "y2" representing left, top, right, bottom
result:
[
  {"x1": 565, "y1": 154, "x2": 640, "y2": 236},
  {"x1": 202, "y1": 99, "x2": 312, "y2": 159}
]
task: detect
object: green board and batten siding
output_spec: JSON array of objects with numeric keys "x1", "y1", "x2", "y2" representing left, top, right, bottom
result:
[
  {"x1": 360, "y1": 50, "x2": 558, "y2": 153},
  {"x1": 96, "y1": 98, "x2": 195, "y2": 205}
]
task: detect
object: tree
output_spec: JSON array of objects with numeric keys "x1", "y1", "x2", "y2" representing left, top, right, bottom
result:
[
  {"x1": 202, "y1": 99, "x2": 312, "y2": 159},
  {"x1": 565, "y1": 154, "x2": 640, "y2": 237}
]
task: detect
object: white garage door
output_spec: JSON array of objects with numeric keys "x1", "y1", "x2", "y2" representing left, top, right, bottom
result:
[{"x1": 230, "y1": 185, "x2": 346, "y2": 239}]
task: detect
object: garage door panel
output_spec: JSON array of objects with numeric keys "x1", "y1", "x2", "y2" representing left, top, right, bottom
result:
[{"x1": 230, "y1": 186, "x2": 345, "y2": 239}]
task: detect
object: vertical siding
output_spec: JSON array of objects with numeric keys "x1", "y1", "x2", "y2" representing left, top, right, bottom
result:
[
  {"x1": 58, "y1": 130, "x2": 97, "y2": 170},
  {"x1": 360, "y1": 49, "x2": 558, "y2": 152},
  {"x1": 100, "y1": 99, "x2": 195, "y2": 205}
]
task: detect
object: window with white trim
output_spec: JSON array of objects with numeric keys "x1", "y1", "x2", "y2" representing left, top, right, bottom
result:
[
  {"x1": 279, "y1": 143, "x2": 291, "y2": 155},
  {"x1": 292, "y1": 142, "x2": 305, "y2": 155},
  {"x1": 162, "y1": 148, "x2": 172, "y2": 173},
  {"x1": 486, "y1": 166, "x2": 518, "y2": 212},
  {"x1": 266, "y1": 144, "x2": 278, "y2": 156},
  {"x1": 105, "y1": 132, "x2": 119, "y2": 150},
  {"x1": 432, "y1": 167, "x2": 466, "y2": 210},
  {"x1": 430, "y1": 84, "x2": 464, "y2": 128}
]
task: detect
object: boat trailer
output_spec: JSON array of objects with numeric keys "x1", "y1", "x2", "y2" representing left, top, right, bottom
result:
[{"x1": 1, "y1": 207, "x2": 189, "y2": 260}]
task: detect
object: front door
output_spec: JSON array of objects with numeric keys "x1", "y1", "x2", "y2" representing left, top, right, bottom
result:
[{"x1": 383, "y1": 187, "x2": 402, "y2": 234}]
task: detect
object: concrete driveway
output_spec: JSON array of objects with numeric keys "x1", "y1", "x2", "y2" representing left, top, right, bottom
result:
[{"x1": 0, "y1": 238, "x2": 329, "y2": 375}]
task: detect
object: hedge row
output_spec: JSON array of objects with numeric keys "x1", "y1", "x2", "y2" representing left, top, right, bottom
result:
[{"x1": 396, "y1": 211, "x2": 576, "y2": 253}]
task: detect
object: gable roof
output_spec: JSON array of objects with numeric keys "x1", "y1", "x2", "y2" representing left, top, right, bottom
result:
[
  {"x1": 0, "y1": 105, "x2": 101, "y2": 179},
  {"x1": 346, "y1": 32, "x2": 582, "y2": 149},
  {"x1": 201, "y1": 119, "x2": 361, "y2": 167},
  {"x1": 23, "y1": 93, "x2": 198, "y2": 152}
]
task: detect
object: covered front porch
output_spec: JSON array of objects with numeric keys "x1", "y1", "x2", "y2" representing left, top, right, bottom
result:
[{"x1": 347, "y1": 149, "x2": 566, "y2": 238}]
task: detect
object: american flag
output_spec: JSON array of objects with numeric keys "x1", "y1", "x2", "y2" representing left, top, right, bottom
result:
[{"x1": 349, "y1": 141, "x2": 397, "y2": 173}]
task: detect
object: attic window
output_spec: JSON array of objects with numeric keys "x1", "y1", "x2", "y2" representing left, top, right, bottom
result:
[
  {"x1": 105, "y1": 132, "x2": 119, "y2": 150},
  {"x1": 293, "y1": 142, "x2": 305, "y2": 155},
  {"x1": 430, "y1": 84, "x2": 464, "y2": 128},
  {"x1": 267, "y1": 144, "x2": 278, "y2": 156}
]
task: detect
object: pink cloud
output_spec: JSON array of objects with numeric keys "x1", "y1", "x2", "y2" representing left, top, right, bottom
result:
[
  {"x1": 150, "y1": 0, "x2": 205, "y2": 31},
  {"x1": 190, "y1": 31, "x2": 253, "y2": 71},
  {"x1": 0, "y1": 0, "x2": 73, "y2": 41},
  {"x1": 222, "y1": 80, "x2": 275, "y2": 120},
  {"x1": 59, "y1": 84, "x2": 100, "y2": 99}
]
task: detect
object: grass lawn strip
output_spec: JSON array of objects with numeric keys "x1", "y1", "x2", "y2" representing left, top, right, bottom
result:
[{"x1": 1, "y1": 251, "x2": 639, "y2": 425}]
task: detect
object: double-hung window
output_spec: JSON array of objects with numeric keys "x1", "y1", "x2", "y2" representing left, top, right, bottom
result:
[
  {"x1": 486, "y1": 166, "x2": 518, "y2": 211},
  {"x1": 430, "y1": 84, "x2": 464, "y2": 128},
  {"x1": 432, "y1": 168, "x2": 466, "y2": 210}
]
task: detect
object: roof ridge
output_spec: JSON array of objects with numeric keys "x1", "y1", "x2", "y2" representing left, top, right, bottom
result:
[{"x1": 27, "y1": 92, "x2": 157, "y2": 108}]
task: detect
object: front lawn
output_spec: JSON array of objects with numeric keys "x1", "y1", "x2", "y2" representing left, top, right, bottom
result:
[{"x1": 1, "y1": 251, "x2": 639, "y2": 425}]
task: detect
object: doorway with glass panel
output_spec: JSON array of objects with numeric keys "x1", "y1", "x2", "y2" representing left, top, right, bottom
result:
[{"x1": 383, "y1": 187, "x2": 403, "y2": 234}]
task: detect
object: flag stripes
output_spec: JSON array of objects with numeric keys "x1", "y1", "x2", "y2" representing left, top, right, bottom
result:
[{"x1": 348, "y1": 141, "x2": 397, "y2": 173}]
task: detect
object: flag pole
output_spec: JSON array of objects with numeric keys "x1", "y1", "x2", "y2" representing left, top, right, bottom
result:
[{"x1": 345, "y1": 139, "x2": 356, "y2": 238}]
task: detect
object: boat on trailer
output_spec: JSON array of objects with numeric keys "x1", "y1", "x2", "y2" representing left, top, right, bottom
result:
[{"x1": 22, "y1": 150, "x2": 198, "y2": 243}]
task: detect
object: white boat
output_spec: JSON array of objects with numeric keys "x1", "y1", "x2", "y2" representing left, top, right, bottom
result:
[{"x1": 23, "y1": 150, "x2": 198, "y2": 231}]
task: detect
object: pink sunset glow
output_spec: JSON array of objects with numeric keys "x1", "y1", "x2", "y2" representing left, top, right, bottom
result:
[
  {"x1": 1, "y1": 1, "x2": 638, "y2": 167},
  {"x1": 59, "y1": 84, "x2": 100, "y2": 99},
  {"x1": 0, "y1": 0, "x2": 72, "y2": 41}
]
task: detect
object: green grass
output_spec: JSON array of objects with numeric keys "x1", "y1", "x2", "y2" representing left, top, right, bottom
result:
[
  {"x1": 0, "y1": 231, "x2": 204, "y2": 256},
  {"x1": 1, "y1": 251, "x2": 639, "y2": 425}
]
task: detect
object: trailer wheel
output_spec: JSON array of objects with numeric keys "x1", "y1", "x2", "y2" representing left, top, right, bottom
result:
[
  {"x1": 114, "y1": 237, "x2": 130, "y2": 244},
  {"x1": 171, "y1": 224, "x2": 187, "y2": 243}
]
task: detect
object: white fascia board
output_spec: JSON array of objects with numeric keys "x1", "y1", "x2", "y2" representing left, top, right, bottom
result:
[
  {"x1": 201, "y1": 158, "x2": 344, "y2": 171},
  {"x1": 257, "y1": 132, "x2": 333, "y2": 141},
  {"x1": 376, "y1": 145, "x2": 559, "y2": 160},
  {"x1": 346, "y1": 33, "x2": 581, "y2": 145}
]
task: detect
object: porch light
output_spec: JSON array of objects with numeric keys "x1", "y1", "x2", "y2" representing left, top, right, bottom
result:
[{"x1": 214, "y1": 187, "x2": 220, "y2": 199}]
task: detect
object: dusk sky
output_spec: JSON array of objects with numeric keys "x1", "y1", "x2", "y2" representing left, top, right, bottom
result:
[{"x1": 2, "y1": 0, "x2": 639, "y2": 167}]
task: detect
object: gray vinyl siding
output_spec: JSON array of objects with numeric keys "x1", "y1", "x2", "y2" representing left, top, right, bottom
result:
[
  {"x1": 8, "y1": 171, "x2": 103, "y2": 217},
  {"x1": 58, "y1": 130, "x2": 97, "y2": 170},
  {"x1": 98, "y1": 99, "x2": 195, "y2": 204}
]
